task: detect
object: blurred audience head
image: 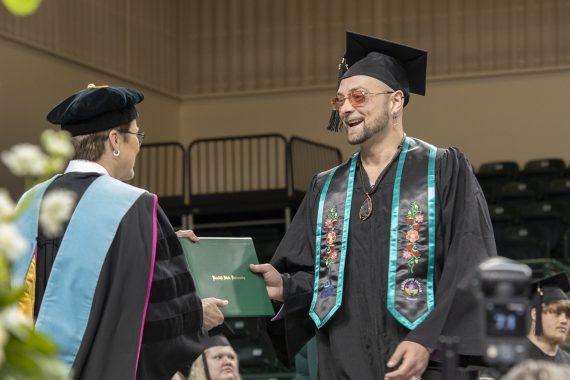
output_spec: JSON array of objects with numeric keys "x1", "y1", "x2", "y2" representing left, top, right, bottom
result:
[{"x1": 502, "y1": 359, "x2": 570, "y2": 380}]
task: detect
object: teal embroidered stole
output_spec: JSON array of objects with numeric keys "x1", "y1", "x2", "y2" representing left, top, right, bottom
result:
[{"x1": 309, "y1": 137, "x2": 437, "y2": 330}]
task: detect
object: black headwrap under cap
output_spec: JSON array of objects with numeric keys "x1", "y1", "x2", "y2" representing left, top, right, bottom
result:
[{"x1": 531, "y1": 272, "x2": 570, "y2": 336}]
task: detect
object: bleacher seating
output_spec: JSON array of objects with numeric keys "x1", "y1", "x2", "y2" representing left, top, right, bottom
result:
[
  {"x1": 522, "y1": 158, "x2": 566, "y2": 178},
  {"x1": 518, "y1": 200, "x2": 565, "y2": 257},
  {"x1": 495, "y1": 180, "x2": 539, "y2": 205},
  {"x1": 478, "y1": 158, "x2": 570, "y2": 269},
  {"x1": 521, "y1": 158, "x2": 566, "y2": 195},
  {"x1": 488, "y1": 203, "x2": 518, "y2": 237},
  {"x1": 477, "y1": 161, "x2": 519, "y2": 202},
  {"x1": 494, "y1": 224, "x2": 548, "y2": 261},
  {"x1": 545, "y1": 178, "x2": 570, "y2": 211}
]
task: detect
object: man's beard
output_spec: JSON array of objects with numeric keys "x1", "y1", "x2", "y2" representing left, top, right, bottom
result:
[{"x1": 346, "y1": 109, "x2": 390, "y2": 145}]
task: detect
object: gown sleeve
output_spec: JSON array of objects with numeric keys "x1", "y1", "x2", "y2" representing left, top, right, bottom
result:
[
  {"x1": 404, "y1": 147, "x2": 497, "y2": 356},
  {"x1": 136, "y1": 203, "x2": 206, "y2": 379},
  {"x1": 268, "y1": 175, "x2": 324, "y2": 364}
]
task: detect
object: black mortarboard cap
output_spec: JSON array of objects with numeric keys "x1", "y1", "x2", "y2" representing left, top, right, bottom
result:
[
  {"x1": 343, "y1": 32, "x2": 427, "y2": 104},
  {"x1": 203, "y1": 334, "x2": 231, "y2": 350},
  {"x1": 531, "y1": 272, "x2": 570, "y2": 336},
  {"x1": 47, "y1": 84, "x2": 144, "y2": 137},
  {"x1": 326, "y1": 32, "x2": 427, "y2": 131}
]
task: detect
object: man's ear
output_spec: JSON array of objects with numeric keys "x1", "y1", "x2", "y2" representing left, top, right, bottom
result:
[
  {"x1": 530, "y1": 308, "x2": 536, "y2": 323},
  {"x1": 391, "y1": 90, "x2": 405, "y2": 115}
]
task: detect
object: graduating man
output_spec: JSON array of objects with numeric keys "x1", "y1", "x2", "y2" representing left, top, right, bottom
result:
[
  {"x1": 251, "y1": 32, "x2": 496, "y2": 379},
  {"x1": 527, "y1": 273, "x2": 570, "y2": 364},
  {"x1": 14, "y1": 84, "x2": 227, "y2": 379}
]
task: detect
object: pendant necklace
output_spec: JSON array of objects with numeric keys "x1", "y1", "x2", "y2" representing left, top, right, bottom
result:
[
  {"x1": 358, "y1": 134, "x2": 406, "y2": 221},
  {"x1": 358, "y1": 163, "x2": 379, "y2": 221}
]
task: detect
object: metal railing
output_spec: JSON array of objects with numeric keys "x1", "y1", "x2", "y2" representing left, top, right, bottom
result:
[
  {"x1": 289, "y1": 136, "x2": 343, "y2": 193},
  {"x1": 130, "y1": 135, "x2": 342, "y2": 226},
  {"x1": 130, "y1": 142, "x2": 187, "y2": 218},
  {"x1": 188, "y1": 134, "x2": 288, "y2": 196}
]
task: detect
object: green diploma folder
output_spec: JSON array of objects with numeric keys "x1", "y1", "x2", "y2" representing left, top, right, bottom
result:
[{"x1": 179, "y1": 237, "x2": 274, "y2": 317}]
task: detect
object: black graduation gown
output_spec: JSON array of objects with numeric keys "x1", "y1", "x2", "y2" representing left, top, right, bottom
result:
[
  {"x1": 270, "y1": 146, "x2": 497, "y2": 379},
  {"x1": 34, "y1": 172, "x2": 205, "y2": 380},
  {"x1": 527, "y1": 339, "x2": 570, "y2": 365}
]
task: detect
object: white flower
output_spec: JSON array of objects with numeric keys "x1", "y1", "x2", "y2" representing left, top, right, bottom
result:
[
  {"x1": 41, "y1": 130, "x2": 74, "y2": 158},
  {"x1": 39, "y1": 189, "x2": 76, "y2": 238},
  {"x1": 0, "y1": 189, "x2": 16, "y2": 220},
  {"x1": 0, "y1": 222, "x2": 28, "y2": 261},
  {"x1": 1, "y1": 306, "x2": 32, "y2": 330},
  {"x1": 1, "y1": 143, "x2": 48, "y2": 177}
]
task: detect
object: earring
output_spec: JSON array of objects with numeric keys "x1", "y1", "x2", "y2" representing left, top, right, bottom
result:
[{"x1": 113, "y1": 149, "x2": 120, "y2": 157}]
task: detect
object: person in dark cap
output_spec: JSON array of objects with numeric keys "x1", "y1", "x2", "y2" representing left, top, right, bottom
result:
[
  {"x1": 527, "y1": 273, "x2": 570, "y2": 364},
  {"x1": 14, "y1": 84, "x2": 228, "y2": 380},
  {"x1": 252, "y1": 32, "x2": 496, "y2": 380},
  {"x1": 186, "y1": 335, "x2": 240, "y2": 380}
]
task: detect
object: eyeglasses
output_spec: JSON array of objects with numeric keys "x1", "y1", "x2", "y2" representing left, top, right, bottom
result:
[
  {"x1": 124, "y1": 131, "x2": 145, "y2": 146},
  {"x1": 330, "y1": 90, "x2": 395, "y2": 111}
]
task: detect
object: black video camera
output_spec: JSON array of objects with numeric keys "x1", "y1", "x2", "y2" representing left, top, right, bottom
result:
[{"x1": 477, "y1": 257, "x2": 532, "y2": 369}]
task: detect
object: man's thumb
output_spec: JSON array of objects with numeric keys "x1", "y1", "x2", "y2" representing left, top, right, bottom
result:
[
  {"x1": 387, "y1": 347, "x2": 403, "y2": 368},
  {"x1": 214, "y1": 298, "x2": 229, "y2": 307},
  {"x1": 250, "y1": 263, "x2": 268, "y2": 273}
]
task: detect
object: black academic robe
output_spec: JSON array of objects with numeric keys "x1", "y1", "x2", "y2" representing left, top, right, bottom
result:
[
  {"x1": 527, "y1": 339, "x2": 570, "y2": 365},
  {"x1": 33, "y1": 172, "x2": 204, "y2": 380},
  {"x1": 271, "y1": 145, "x2": 497, "y2": 379}
]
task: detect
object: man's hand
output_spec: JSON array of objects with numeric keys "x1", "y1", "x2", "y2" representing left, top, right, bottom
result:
[
  {"x1": 384, "y1": 341, "x2": 430, "y2": 380},
  {"x1": 201, "y1": 297, "x2": 228, "y2": 331},
  {"x1": 249, "y1": 263, "x2": 284, "y2": 302},
  {"x1": 175, "y1": 229, "x2": 199, "y2": 242}
]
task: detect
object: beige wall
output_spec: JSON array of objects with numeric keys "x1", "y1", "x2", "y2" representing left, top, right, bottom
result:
[
  {"x1": 0, "y1": 37, "x2": 181, "y2": 196},
  {"x1": 3, "y1": 33, "x2": 570, "y2": 192},
  {"x1": 407, "y1": 70, "x2": 570, "y2": 167},
  {"x1": 180, "y1": 69, "x2": 570, "y2": 170},
  {"x1": 3, "y1": 33, "x2": 570, "y2": 198},
  {"x1": 179, "y1": 90, "x2": 347, "y2": 153}
]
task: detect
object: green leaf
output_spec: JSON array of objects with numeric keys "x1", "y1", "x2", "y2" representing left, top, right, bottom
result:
[
  {"x1": 0, "y1": 286, "x2": 25, "y2": 307},
  {"x1": 0, "y1": 255, "x2": 10, "y2": 290},
  {"x1": 22, "y1": 329, "x2": 59, "y2": 354}
]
